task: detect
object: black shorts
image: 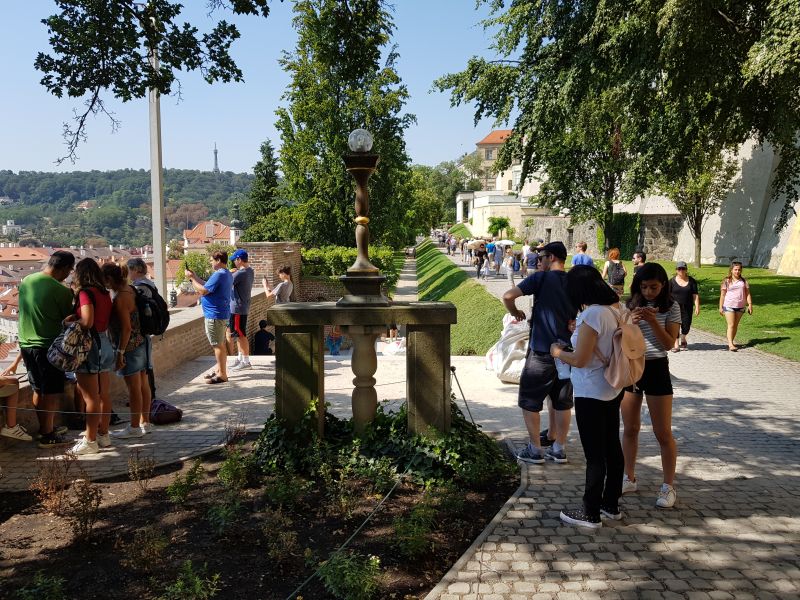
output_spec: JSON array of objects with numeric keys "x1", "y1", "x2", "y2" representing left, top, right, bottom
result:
[
  {"x1": 228, "y1": 313, "x2": 248, "y2": 338},
  {"x1": 624, "y1": 356, "x2": 673, "y2": 396},
  {"x1": 518, "y1": 350, "x2": 574, "y2": 412},
  {"x1": 20, "y1": 347, "x2": 66, "y2": 395},
  {"x1": 678, "y1": 304, "x2": 693, "y2": 335}
]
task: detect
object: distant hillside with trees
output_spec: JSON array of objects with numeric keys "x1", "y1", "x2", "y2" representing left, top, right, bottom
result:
[{"x1": 0, "y1": 169, "x2": 253, "y2": 248}]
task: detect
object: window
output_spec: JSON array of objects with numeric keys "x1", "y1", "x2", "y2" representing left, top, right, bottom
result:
[
  {"x1": 545, "y1": 228, "x2": 552, "y2": 243},
  {"x1": 508, "y1": 180, "x2": 513, "y2": 191},
  {"x1": 485, "y1": 148, "x2": 494, "y2": 160},
  {"x1": 567, "y1": 228, "x2": 574, "y2": 248}
]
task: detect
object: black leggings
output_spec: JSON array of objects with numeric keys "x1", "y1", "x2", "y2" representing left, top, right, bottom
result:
[
  {"x1": 678, "y1": 303, "x2": 693, "y2": 335},
  {"x1": 574, "y1": 394, "x2": 624, "y2": 516}
]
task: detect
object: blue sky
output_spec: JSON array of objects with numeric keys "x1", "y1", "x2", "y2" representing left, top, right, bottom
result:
[{"x1": 0, "y1": 1, "x2": 507, "y2": 174}]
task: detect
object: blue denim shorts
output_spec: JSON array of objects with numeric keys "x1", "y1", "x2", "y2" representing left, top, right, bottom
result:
[
  {"x1": 722, "y1": 306, "x2": 745, "y2": 313},
  {"x1": 117, "y1": 341, "x2": 148, "y2": 376},
  {"x1": 76, "y1": 331, "x2": 115, "y2": 374}
]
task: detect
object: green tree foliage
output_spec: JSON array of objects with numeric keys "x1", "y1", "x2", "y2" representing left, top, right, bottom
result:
[
  {"x1": 35, "y1": 0, "x2": 272, "y2": 162},
  {"x1": 0, "y1": 169, "x2": 252, "y2": 247},
  {"x1": 241, "y1": 139, "x2": 281, "y2": 227},
  {"x1": 174, "y1": 252, "x2": 212, "y2": 287},
  {"x1": 408, "y1": 160, "x2": 481, "y2": 229},
  {"x1": 437, "y1": 0, "x2": 800, "y2": 248},
  {"x1": 268, "y1": 0, "x2": 416, "y2": 249},
  {"x1": 487, "y1": 216, "x2": 510, "y2": 238}
]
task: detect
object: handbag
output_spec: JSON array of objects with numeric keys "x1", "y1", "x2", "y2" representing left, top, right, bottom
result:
[{"x1": 149, "y1": 397, "x2": 183, "y2": 425}]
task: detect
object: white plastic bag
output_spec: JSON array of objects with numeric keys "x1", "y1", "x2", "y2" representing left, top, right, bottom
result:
[{"x1": 485, "y1": 314, "x2": 530, "y2": 384}]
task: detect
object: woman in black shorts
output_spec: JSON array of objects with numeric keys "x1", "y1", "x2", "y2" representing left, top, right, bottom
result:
[
  {"x1": 668, "y1": 261, "x2": 700, "y2": 351},
  {"x1": 621, "y1": 263, "x2": 681, "y2": 508}
]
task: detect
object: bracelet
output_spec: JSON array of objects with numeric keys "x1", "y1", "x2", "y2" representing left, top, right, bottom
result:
[{"x1": 116, "y1": 349, "x2": 124, "y2": 355}]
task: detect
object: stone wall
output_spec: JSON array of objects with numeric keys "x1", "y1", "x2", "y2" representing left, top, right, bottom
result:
[
  {"x1": 522, "y1": 216, "x2": 601, "y2": 258},
  {"x1": 640, "y1": 215, "x2": 684, "y2": 260}
]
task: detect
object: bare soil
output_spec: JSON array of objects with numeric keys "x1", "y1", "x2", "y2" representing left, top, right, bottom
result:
[{"x1": 0, "y1": 439, "x2": 518, "y2": 600}]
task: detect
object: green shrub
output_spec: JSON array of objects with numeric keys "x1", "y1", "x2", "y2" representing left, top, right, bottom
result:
[
  {"x1": 262, "y1": 471, "x2": 313, "y2": 508},
  {"x1": 217, "y1": 445, "x2": 251, "y2": 491},
  {"x1": 167, "y1": 459, "x2": 204, "y2": 504},
  {"x1": 317, "y1": 551, "x2": 381, "y2": 600},
  {"x1": 160, "y1": 560, "x2": 220, "y2": 600},
  {"x1": 301, "y1": 245, "x2": 400, "y2": 288},
  {"x1": 261, "y1": 507, "x2": 299, "y2": 566},
  {"x1": 206, "y1": 492, "x2": 242, "y2": 535},
  {"x1": 15, "y1": 572, "x2": 66, "y2": 600}
]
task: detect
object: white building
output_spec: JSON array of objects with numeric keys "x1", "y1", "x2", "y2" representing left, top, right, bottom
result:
[{"x1": 2, "y1": 220, "x2": 22, "y2": 236}]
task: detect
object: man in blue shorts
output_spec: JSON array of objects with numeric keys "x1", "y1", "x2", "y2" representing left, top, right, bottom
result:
[{"x1": 502, "y1": 241, "x2": 575, "y2": 464}]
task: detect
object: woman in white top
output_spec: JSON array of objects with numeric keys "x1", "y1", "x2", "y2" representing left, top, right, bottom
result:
[
  {"x1": 550, "y1": 265, "x2": 625, "y2": 529},
  {"x1": 621, "y1": 263, "x2": 681, "y2": 509}
]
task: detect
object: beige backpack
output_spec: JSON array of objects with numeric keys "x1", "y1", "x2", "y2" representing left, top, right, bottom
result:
[{"x1": 596, "y1": 306, "x2": 646, "y2": 389}]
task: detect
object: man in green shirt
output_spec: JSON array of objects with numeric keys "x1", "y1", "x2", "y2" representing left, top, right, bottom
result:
[{"x1": 17, "y1": 251, "x2": 75, "y2": 447}]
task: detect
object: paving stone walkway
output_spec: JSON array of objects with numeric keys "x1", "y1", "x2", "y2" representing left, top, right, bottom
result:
[{"x1": 425, "y1": 246, "x2": 800, "y2": 599}]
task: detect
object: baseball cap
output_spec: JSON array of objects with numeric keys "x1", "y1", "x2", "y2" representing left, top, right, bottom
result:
[
  {"x1": 231, "y1": 249, "x2": 248, "y2": 262},
  {"x1": 541, "y1": 241, "x2": 567, "y2": 261},
  {"x1": 676, "y1": 260, "x2": 688, "y2": 269}
]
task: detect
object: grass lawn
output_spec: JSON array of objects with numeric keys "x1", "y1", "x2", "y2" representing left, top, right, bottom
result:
[
  {"x1": 417, "y1": 240, "x2": 505, "y2": 355},
  {"x1": 582, "y1": 257, "x2": 800, "y2": 362},
  {"x1": 447, "y1": 223, "x2": 472, "y2": 239}
]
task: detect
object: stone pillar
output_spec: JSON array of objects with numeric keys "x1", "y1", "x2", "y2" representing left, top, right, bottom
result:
[
  {"x1": 406, "y1": 324, "x2": 452, "y2": 435},
  {"x1": 342, "y1": 324, "x2": 384, "y2": 432},
  {"x1": 274, "y1": 324, "x2": 325, "y2": 436}
]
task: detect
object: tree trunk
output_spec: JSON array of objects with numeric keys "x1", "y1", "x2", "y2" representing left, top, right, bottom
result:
[{"x1": 693, "y1": 217, "x2": 702, "y2": 268}]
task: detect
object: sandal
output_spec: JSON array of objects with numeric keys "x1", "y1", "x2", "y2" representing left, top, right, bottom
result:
[
  {"x1": 204, "y1": 371, "x2": 216, "y2": 380},
  {"x1": 670, "y1": 347, "x2": 680, "y2": 353},
  {"x1": 207, "y1": 376, "x2": 227, "y2": 384}
]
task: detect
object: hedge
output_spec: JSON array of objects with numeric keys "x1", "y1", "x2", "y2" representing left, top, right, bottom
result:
[{"x1": 301, "y1": 246, "x2": 400, "y2": 289}]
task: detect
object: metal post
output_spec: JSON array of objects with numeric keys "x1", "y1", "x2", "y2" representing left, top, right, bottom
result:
[{"x1": 148, "y1": 49, "x2": 167, "y2": 296}]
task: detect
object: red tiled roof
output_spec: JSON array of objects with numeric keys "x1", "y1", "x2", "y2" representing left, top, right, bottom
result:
[
  {"x1": 476, "y1": 130, "x2": 512, "y2": 146},
  {"x1": 0, "y1": 247, "x2": 50, "y2": 262},
  {"x1": 183, "y1": 220, "x2": 230, "y2": 244},
  {"x1": 0, "y1": 342, "x2": 18, "y2": 361}
]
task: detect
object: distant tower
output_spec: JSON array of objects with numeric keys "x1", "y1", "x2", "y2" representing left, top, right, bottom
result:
[{"x1": 213, "y1": 143, "x2": 220, "y2": 174}]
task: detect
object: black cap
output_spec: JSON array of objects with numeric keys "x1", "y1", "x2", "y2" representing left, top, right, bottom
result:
[{"x1": 542, "y1": 241, "x2": 567, "y2": 261}]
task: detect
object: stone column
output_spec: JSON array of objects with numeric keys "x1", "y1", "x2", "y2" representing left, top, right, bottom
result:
[
  {"x1": 274, "y1": 324, "x2": 325, "y2": 436},
  {"x1": 406, "y1": 324, "x2": 451, "y2": 435},
  {"x1": 342, "y1": 324, "x2": 384, "y2": 432}
]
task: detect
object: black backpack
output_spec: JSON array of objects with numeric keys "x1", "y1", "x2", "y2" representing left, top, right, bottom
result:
[
  {"x1": 133, "y1": 283, "x2": 170, "y2": 336},
  {"x1": 609, "y1": 262, "x2": 625, "y2": 285}
]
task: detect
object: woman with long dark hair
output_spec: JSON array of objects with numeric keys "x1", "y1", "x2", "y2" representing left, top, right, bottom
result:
[
  {"x1": 621, "y1": 262, "x2": 681, "y2": 508},
  {"x1": 549, "y1": 265, "x2": 625, "y2": 528},
  {"x1": 719, "y1": 261, "x2": 752, "y2": 351},
  {"x1": 68, "y1": 258, "x2": 115, "y2": 455}
]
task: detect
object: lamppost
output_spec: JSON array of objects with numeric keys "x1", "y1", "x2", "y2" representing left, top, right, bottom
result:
[{"x1": 338, "y1": 128, "x2": 389, "y2": 307}]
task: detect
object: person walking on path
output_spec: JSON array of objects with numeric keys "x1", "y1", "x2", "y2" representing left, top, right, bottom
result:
[
  {"x1": 525, "y1": 239, "x2": 544, "y2": 273},
  {"x1": 69, "y1": 258, "x2": 116, "y2": 455},
  {"x1": 632, "y1": 250, "x2": 647, "y2": 275},
  {"x1": 187, "y1": 251, "x2": 233, "y2": 384},
  {"x1": 669, "y1": 261, "x2": 700, "y2": 351},
  {"x1": 719, "y1": 261, "x2": 752, "y2": 352},
  {"x1": 621, "y1": 263, "x2": 681, "y2": 509},
  {"x1": 493, "y1": 242, "x2": 504, "y2": 278},
  {"x1": 263, "y1": 265, "x2": 294, "y2": 304},
  {"x1": 503, "y1": 241, "x2": 575, "y2": 465},
  {"x1": 549, "y1": 265, "x2": 625, "y2": 528},
  {"x1": 227, "y1": 249, "x2": 255, "y2": 371},
  {"x1": 17, "y1": 250, "x2": 75, "y2": 448},
  {"x1": 102, "y1": 263, "x2": 148, "y2": 440},
  {"x1": 126, "y1": 258, "x2": 156, "y2": 434},
  {"x1": 601, "y1": 247, "x2": 627, "y2": 297},
  {"x1": 503, "y1": 247, "x2": 518, "y2": 287},
  {"x1": 571, "y1": 241, "x2": 594, "y2": 267},
  {"x1": 474, "y1": 243, "x2": 488, "y2": 280}
]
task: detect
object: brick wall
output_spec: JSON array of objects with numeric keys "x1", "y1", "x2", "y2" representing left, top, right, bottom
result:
[{"x1": 237, "y1": 241, "x2": 302, "y2": 300}]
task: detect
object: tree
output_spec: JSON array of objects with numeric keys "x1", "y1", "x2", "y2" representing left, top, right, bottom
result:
[
  {"x1": 487, "y1": 216, "x2": 510, "y2": 238},
  {"x1": 435, "y1": 2, "x2": 643, "y2": 249},
  {"x1": 273, "y1": 0, "x2": 416, "y2": 248},
  {"x1": 241, "y1": 139, "x2": 280, "y2": 226},
  {"x1": 658, "y1": 146, "x2": 738, "y2": 268},
  {"x1": 35, "y1": 0, "x2": 272, "y2": 162},
  {"x1": 167, "y1": 238, "x2": 184, "y2": 260},
  {"x1": 459, "y1": 152, "x2": 485, "y2": 189}
]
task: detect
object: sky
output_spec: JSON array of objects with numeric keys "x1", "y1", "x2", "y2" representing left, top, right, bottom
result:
[{"x1": 0, "y1": 1, "x2": 508, "y2": 174}]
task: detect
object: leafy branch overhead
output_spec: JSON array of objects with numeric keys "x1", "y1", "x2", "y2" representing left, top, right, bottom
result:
[{"x1": 35, "y1": 0, "x2": 273, "y2": 163}]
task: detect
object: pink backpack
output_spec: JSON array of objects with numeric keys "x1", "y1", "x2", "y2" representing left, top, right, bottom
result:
[{"x1": 596, "y1": 306, "x2": 646, "y2": 389}]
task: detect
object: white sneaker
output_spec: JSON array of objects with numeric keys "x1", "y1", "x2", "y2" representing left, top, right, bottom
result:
[
  {"x1": 656, "y1": 483, "x2": 677, "y2": 508},
  {"x1": 622, "y1": 475, "x2": 638, "y2": 494},
  {"x1": 140, "y1": 422, "x2": 153, "y2": 435},
  {"x1": 112, "y1": 425, "x2": 144, "y2": 439},
  {"x1": 230, "y1": 358, "x2": 242, "y2": 369},
  {"x1": 1, "y1": 424, "x2": 33, "y2": 442},
  {"x1": 70, "y1": 438, "x2": 99, "y2": 455},
  {"x1": 231, "y1": 361, "x2": 252, "y2": 371},
  {"x1": 97, "y1": 432, "x2": 112, "y2": 448}
]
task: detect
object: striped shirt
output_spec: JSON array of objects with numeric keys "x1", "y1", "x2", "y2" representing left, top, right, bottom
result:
[{"x1": 638, "y1": 301, "x2": 682, "y2": 359}]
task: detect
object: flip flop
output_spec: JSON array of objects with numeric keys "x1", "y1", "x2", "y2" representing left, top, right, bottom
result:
[
  {"x1": 728, "y1": 347, "x2": 738, "y2": 352},
  {"x1": 204, "y1": 372, "x2": 216, "y2": 380},
  {"x1": 207, "y1": 376, "x2": 227, "y2": 384}
]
